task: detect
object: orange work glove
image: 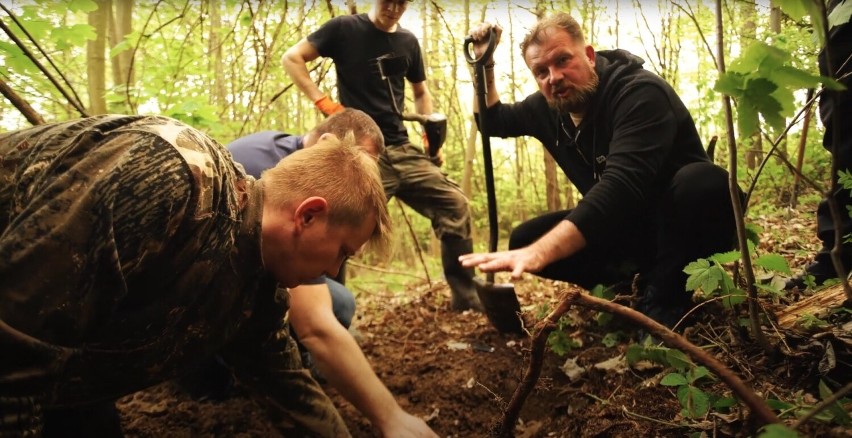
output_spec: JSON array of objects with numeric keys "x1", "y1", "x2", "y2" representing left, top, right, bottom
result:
[{"x1": 314, "y1": 95, "x2": 344, "y2": 116}]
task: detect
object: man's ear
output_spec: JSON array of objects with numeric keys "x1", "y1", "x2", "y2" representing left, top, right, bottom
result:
[
  {"x1": 585, "y1": 45, "x2": 596, "y2": 66},
  {"x1": 294, "y1": 196, "x2": 330, "y2": 232}
]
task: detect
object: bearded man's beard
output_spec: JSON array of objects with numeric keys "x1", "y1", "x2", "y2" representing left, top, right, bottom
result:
[{"x1": 547, "y1": 69, "x2": 599, "y2": 114}]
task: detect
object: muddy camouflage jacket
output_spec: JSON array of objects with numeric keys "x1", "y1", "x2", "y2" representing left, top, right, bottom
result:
[{"x1": 0, "y1": 115, "x2": 350, "y2": 437}]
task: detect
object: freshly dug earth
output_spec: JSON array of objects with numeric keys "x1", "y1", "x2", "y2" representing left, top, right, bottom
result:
[
  {"x1": 116, "y1": 281, "x2": 849, "y2": 437},
  {"x1": 116, "y1": 210, "x2": 851, "y2": 437}
]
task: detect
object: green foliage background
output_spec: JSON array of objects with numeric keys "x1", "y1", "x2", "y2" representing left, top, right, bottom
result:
[{"x1": 0, "y1": 0, "x2": 840, "y2": 280}]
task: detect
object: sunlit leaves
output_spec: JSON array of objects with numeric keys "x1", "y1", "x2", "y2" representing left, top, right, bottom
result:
[
  {"x1": 0, "y1": 41, "x2": 37, "y2": 75},
  {"x1": 67, "y1": 0, "x2": 99, "y2": 13},
  {"x1": 715, "y1": 41, "x2": 827, "y2": 137},
  {"x1": 51, "y1": 24, "x2": 97, "y2": 50},
  {"x1": 773, "y1": 0, "x2": 825, "y2": 45}
]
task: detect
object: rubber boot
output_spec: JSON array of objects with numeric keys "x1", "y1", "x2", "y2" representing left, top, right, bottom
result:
[{"x1": 441, "y1": 238, "x2": 484, "y2": 312}]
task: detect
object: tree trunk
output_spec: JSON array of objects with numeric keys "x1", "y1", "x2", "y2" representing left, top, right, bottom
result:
[
  {"x1": 87, "y1": 0, "x2": 109, "y2": 114},
  {"x1": 545, "y1": 152, "x2": 561, "y2": 211},
  {"x1": 207, "y1": 0, "x2": 226, "y2": 111},
  {"x1": 109, "y1": 0, "x2": 133, "y2": 113}
]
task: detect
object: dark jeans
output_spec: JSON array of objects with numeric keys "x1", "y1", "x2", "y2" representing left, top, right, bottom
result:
[
  {"x1": 813, "y1": 20, "x2": 852, "y2": 273},
  {"x1": 509, "y1": 162, "x2": 738, "y2": 306}
]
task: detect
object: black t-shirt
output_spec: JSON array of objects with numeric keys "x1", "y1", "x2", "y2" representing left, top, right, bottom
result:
[{"x1": 308, "y1": 14, "x2": 426, "y2": 146}]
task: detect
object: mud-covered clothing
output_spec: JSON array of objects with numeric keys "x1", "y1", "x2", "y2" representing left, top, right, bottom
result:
[
  {"x1": 812, "y1": 0, "x2": 852, "y2": 272},
  {"x1": 308, "y1": 13, "x2": 425, "y2": 146},
  {"x1": 481, "y1": 50, "x2": 737, "y2": 307},
  {"x1": 0, "y1": 115, "x2": 348, "y2": 437}
]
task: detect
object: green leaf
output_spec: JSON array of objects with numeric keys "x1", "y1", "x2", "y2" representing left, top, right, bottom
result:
[
  {"x1": 745, "y1": 222, "x2": 762, "y2": 247},
  {"x1": 110, "y1": 38, "x2": 133, "y2": 58},
  {"x1": 710, "y1": 250, "x2": 742, "y2": 264},
  {"x1": 661, "y1": 373, "x2": 688, "y2": 386},
  {"x1": 626, "y1": 344, "x2": 693, "y2": 371},
  {"x1": 757, "y1": 423, "x2": 801, "y2": 438},
  {"x1": 736, "y1": 101, "x2": 760, "y2": 139},
  {"x1": 743, "y1": 78, "x2": 781, "y2": 113},
  {"x1": 15, "y1": 18, "x2": 52, "y2": 41},
  {"x1": 51, "y1": 24, "x2": 97, "y2": 50},
  {"x1": 722, "y1": 288, "x2": 747, "y2": 308},
  {"x1": 766, "y1": 398, "x2": 796, "y2": 411},
  {"x1": 665, "y1": 349, "x2": 694, "y2": 372},
  {"x1": 829, "y1": 0, "x2": 852, "y2": 30},
  {"x1": 0, "y1": 41, "x2": 38, "y2": 75},
  {"x1": 713, "y1": 396, "x2": 737, "y2": 410},
  {"x1": 601, "y1": 331, "x2": 620, "y2": 347},
  {"x1": 755, "y1": 254, "x2": 792, "y2": 275},
  {"x1": 771, "y1": 66, "x2": 824, "y2": 89},
  {"x1": 714, "y1": 72, "x2": 746, "y2": 97},
  {"x1": 756, "y1": 282, "x2": 787, "y2": 297},
  {"x1": 688, "y1": 366, "x2": 713, "y2": 384},
  {"x1": 68, "y1": 0, "x2": 99, "y2": 13},
  {"x1": 821, "y1": 76, "x2": 848, "y2": 91},
  {"x1": 677, "y1": 385, "x2": 710, "y2": 418},
  {"x1": 818, "y1": 380, "x2": 852, "y2": 425},
  {"x1": 685, "y1": 259, "x2": 711, "y2": 292},
  {"x1": 773, "y1": 0, "x2": 810, "y2": 21}
]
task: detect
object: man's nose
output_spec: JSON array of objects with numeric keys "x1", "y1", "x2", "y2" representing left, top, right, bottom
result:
[{"x1": 548, "y1": 67, "x2": 563, "y2": 84}]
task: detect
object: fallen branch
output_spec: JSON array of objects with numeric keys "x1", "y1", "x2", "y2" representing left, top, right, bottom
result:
[{"x1": 492, "y1": 286, "x2": 779, "y2": 438}]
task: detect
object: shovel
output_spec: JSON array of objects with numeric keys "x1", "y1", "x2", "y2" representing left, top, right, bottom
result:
[{"x1": 463, "y1": 30, "x2": 523, "y2": 335}]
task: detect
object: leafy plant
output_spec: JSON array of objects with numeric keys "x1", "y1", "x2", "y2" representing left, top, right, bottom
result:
[
  {"x1": 796, "y1": 313, "x2": 830, "y2": 330},
  {"x1": 628, "y1": 342, "x2": 733, "y2": 420},
  {"x1": 660, "y1": 366, "x2": 716, "y2": 419},
  {"x1": 546, "y1": 315, "x2": 579, "y2": 356},
  {"x1": 757, "y1": 423, "x2": 801, "y2": 438}
]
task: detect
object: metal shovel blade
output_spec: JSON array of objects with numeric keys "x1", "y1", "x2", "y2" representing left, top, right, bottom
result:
[{"x1": 474, "y1": 278, "x2": 523, "y2": 334}]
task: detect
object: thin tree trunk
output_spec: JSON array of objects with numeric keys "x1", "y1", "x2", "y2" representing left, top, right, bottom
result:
[{"x1": 87, "y1": 0, "x2": 109, "y2": 114}]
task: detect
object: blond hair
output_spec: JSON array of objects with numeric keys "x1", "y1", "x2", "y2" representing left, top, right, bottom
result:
[
  {"x1": 520, "y1": 13, "x2": 585, "y2": 58},
  {"x1": 261, "y1": 132, "x2": 391, "y2": 251}
]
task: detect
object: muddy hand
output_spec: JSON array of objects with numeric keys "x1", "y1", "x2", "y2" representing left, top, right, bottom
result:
[{"x1": 468, "y1": 23, "x2": 503, "y2": 59}]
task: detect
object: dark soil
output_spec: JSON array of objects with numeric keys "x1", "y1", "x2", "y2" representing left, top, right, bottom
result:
[{"x1": 116, "y1": 210, "x2": 852, "y2": 437}]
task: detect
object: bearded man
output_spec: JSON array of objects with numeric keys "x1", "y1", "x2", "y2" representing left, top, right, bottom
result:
[{"x1": 461, "y1": 13, "x2": 740, "y2": 330}]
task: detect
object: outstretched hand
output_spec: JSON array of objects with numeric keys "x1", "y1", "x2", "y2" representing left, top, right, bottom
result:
[{"x1": 458, "y1": 247, "x2": 547, "y2": 280}]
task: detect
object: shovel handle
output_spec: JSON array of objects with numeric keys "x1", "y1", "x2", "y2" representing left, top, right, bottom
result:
[{"x1": 463, "y1": 27, "x2": 498, "y2": 67}]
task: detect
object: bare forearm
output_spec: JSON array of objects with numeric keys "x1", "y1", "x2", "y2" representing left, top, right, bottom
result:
[
  {"x1": 282, "y1": 47, "x2": 324, "y2": 102},
  {"x1": 301, "y1": 328, "x2": 402, "y2": 429},
  {"x1": 414, "y1": 91, "x2": 432, "y2": 115},
  {"x1": 529, "y1": 220, "x2": 586, "y2": 265}
]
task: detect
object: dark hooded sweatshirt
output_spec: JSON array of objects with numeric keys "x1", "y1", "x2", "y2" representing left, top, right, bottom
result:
[{"x1": 480, "y1": 49, "x2": 711, "y2": 248}]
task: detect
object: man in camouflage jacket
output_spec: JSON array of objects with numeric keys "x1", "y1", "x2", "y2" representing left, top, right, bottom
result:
[{"x1": 0, "y1": 114, "x2": 390, "y2": 437}]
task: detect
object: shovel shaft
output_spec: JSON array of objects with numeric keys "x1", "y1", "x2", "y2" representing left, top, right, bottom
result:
[{"x1": 466, "y1": 31, "x2": 501, "y2": 263}]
